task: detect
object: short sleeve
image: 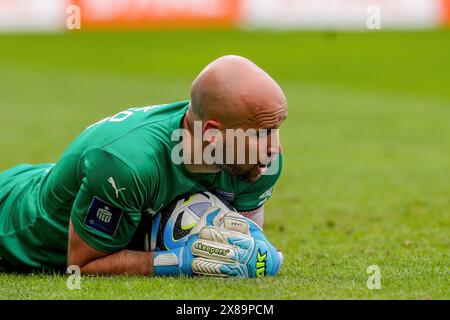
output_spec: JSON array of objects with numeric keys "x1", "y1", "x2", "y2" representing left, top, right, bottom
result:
[
  {"x1": 233, "y1": 153, "x2": 283, "y2": 212},
  {"x1": 70, "y1": 149, "x2": 147, "y2": 253}
]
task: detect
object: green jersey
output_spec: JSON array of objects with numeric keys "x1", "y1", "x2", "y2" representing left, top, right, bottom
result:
[{"x1": 0, "y1": 101, "x2": 282, "y2": 271}]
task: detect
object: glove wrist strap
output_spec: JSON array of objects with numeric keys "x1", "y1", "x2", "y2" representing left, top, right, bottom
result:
[{"x1": 153, "y1": 247, "x2": 183, "y2": 276}]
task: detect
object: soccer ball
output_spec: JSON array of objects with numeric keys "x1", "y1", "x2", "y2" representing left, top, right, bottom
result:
[
  {"x1": 154, "y1": 191, "x2": 235, "y2": 251},
  {"x1": 127, "y1": 191, "x2": 235, "y2": 252}
]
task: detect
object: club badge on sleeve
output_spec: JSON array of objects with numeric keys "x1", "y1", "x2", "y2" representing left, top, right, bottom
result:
[{"x1": 84, "y1": 197, "x2": 123, "y2": 236}]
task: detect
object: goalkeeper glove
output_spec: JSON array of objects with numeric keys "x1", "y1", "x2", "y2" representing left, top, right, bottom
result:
[{"x1": 152, "y1": 207, "x2": 283, "y2": 278}]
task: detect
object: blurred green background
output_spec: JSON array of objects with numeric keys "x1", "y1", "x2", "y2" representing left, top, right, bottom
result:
[{"x1": 0, "y1": 30, "x2": 449, "y2": 299}]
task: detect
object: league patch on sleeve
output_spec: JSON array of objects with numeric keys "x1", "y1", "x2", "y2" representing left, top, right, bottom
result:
[{"x1": 84, "y1": 197, "x2": 123, "y2": 236}]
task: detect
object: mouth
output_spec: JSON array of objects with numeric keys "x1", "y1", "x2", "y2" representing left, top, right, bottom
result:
[{"x1": 257, "y1": 164, "x2": 268, "y2": 175}]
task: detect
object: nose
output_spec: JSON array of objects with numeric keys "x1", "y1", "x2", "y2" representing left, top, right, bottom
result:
[{"x1": 257, "y1": 131, "x2": 281, "y2": 164}]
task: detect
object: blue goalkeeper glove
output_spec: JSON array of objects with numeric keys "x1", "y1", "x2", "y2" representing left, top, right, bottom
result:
[{"x1": 153, "y1": 207, "x2": 283, "y2": 278}]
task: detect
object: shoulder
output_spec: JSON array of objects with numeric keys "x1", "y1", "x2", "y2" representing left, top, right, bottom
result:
[
  {"x1": 81, "y1": 148, "x2": 141, "y2": 185},
  {"x1": 92, "y1": 100, "x2": 189, "y2": 173},
  {"x1": 81, "y1": 147, "x2": 161, "y2": 192},
  {"x1": 80, "y1": 148, "x2": 151, "y2": 210},
  {"x1": 82, "y1": 100, "x2": 189, "y2": 154}
]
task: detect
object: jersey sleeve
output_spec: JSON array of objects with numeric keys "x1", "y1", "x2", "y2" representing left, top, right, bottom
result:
[
  {"x1": 233, "y1": 153, "x2": 283, "y2": 212},
  {"x1": 70, "y1": 149, "x2": 148, "y2": 253}
]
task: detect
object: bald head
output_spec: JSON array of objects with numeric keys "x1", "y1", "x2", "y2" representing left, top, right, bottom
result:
[{"x1": 190, "y1": 55, "x2": 287, "y2": 129}]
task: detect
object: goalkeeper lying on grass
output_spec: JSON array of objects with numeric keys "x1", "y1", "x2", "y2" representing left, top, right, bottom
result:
[{"x1": 0, "y1": 55, "x2": 287, "y2": 277}]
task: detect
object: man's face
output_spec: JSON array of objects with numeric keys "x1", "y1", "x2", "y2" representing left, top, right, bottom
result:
[{"x1": 217, "y1": 107, "x2": 287, "y2": 183}]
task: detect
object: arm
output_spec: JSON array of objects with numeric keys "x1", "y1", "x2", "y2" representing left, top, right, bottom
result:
[
  {"x1": 68, "y1": 149, "x2": 152, "y2": 275},
  {"x1": 68, "y1": 206, "x2": 282, "y2": 278},
  {"x1": 67, "y1": 221, "x2": 154, "y2": 276}
]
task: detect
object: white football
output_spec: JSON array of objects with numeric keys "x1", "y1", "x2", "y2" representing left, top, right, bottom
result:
[{"x1": 149, "y1": 191, "x2": 235, "y2": 251}]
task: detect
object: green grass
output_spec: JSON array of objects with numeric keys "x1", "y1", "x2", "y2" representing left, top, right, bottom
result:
[{"x1": 0, "y1": 30, "x2": 449, "y2": 299}]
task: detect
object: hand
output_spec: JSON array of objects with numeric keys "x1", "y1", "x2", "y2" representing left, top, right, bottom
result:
[{"x1": 153, "y1": 207, "x2": 283, "y2": 278}]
